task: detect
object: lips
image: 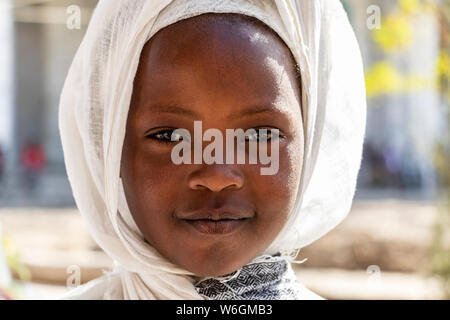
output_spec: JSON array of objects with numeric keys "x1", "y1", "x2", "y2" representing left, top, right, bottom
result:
[
  {"x1": 177, "y1": 208, "x2": 253, "y2": 235},
  {"x1": 184, "y1": 218, "x2": 249, "y2": 235}
]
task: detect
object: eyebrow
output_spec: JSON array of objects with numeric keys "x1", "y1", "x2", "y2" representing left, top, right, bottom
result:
[
  {"x1": 147, "y1": 104, "x2": 282, "y2": 120},
  {"x1": 147, "y1": 104, "x2": 199, "y2": 118},
  {"x1": 228, "y1": 106, "x2": 278, "y2": 120}
]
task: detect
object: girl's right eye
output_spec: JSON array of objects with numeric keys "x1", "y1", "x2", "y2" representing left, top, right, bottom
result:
[{"x1": 146, "y1": 129, "x2": 184, "y2": 143}]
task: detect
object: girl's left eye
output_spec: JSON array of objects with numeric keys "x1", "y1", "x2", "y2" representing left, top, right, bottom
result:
[
  {"x1": 245, "y1": 128, "x2": 282, "y2": 142},
  {"x1": 146, "y1": 129, "x2": 184, "y2": 143}
]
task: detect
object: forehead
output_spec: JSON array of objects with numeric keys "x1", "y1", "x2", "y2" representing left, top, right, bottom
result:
[
  {"x1": 145, "y1": 13, "x2": 295, "y2": 62},
  {"x1": 131, "y1": 13, "x2": 301, "y2": 117}
]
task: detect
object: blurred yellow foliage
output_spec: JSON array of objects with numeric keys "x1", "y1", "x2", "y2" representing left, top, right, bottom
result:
[
  {"x1": 365, "y1": 61, "x2": 434, "y2": 98},
  {"x1": 367, "y1": 0, "x2": 446, "y2": 99},
  {"x1": 399, "y1": 0, "x2": 421, "y2": 15},
  {"x1": 437, "y1": 51, "x2": 450, "y2": 80},
  {"x1": 365, "y1": 62, "x2": 403, "y2": 97},
  {"x1": 373, "y1": 0, "x2": 435, "y2": 53},
  {"x1": 2, "y1": 236, "x2": 30, "y2": 282},
  {"x1": 373, "y1": 13, "x2": 413, "y2": 52}
]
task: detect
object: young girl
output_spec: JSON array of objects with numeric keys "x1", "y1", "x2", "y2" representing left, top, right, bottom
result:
[{"x1": 59, "y1": 0, "x2": 366, "y2": 300}]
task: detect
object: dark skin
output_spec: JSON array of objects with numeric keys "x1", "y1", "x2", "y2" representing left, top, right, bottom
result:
[{"x1": 120, "y1": 13, "x2": 304, "y2": 277}]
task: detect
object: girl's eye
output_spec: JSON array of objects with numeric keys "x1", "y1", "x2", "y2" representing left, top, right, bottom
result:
[
  {"x1": 244, "y1": 128, "x2": 281, "y2": 142},
  {"x1": 146, "y1": 129, "x2": 184, "y2": 143}
]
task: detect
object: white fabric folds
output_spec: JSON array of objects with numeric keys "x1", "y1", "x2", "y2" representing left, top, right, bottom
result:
[{"x1": 58, "y1": 0, "x2": 367, "y2": 299}]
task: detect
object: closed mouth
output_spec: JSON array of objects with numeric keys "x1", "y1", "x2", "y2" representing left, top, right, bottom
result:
[{"x1": 182, "y1": 217, "x2": 251, "y2": 235}]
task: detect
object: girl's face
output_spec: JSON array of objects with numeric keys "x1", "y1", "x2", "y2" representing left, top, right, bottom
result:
[{"x1": 121, "y1": 14, "x2": 304, "y2": 277}]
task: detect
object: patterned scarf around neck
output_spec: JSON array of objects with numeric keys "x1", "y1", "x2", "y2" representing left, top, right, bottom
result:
[{"x1": 193, "y1": 255, "x2": 323, "y2": 300}]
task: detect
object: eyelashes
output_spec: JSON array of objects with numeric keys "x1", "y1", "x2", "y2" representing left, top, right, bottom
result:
[
  {"x1": 145, "y1": 127, "x2": 285, "y2": 144},
  {"x1": 243, "y1": 129, "x2": 281, "y2": 142},
  {"x1": 146, "y1": 129, "x2": 185, "y2": 144}
]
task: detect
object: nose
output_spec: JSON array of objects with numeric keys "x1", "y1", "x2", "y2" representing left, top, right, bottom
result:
[{"x1": 188, "y1": 164, "x2": 244, "y2": 192}]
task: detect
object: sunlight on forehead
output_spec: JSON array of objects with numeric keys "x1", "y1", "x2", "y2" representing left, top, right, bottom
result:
[
  {"x1": 264, "y1": 56, "x2": 302, "y2": 117},
  {"x1": 249, "y1": 31, "x2": 270, "y2": 44}
]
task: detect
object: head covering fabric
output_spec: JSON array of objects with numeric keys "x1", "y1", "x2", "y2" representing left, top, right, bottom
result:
[{"x1": 58, "y1": 0, "x2": 366, "y2": 299}]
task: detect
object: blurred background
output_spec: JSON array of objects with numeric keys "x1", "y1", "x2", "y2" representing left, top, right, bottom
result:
[{"x1": 0, "y1": 0, "x2": 449, "y2": 299}]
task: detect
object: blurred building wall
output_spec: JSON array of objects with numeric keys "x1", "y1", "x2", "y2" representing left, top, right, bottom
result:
[
  {"x1": 0, "y1": 1, "x2": 96, "y2": 207},
  {"x1": 0, "y1": 2, "x2": 14, "y2": 151},
  {"x1": 345, "y1": 0, "x2": 446, "y2": 200}
]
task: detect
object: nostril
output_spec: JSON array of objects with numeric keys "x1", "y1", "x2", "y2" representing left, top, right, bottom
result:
[
  {"x1": 223, "y1": 183, "x2": 240, "y2": 191},
  {"x1": 187, "y1": 165, "x2": 244, "y2": 192}
]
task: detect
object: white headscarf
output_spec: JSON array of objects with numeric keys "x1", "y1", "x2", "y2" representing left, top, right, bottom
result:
[{"x1": 58, "y1": 0, "x2": 366, "y2": 299}]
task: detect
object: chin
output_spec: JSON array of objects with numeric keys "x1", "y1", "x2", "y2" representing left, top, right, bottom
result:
[{"x1": 183, "y1": 251, "x2": 255, "y2": 278}]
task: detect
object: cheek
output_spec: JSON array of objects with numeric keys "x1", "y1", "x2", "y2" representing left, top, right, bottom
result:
[
  {"x1": 245, "y1": 138, "x2": 302, "y2": 234},
  {"x1": 121, "y1": 142, "x2": 184, "y2": 229},
  {"x1": 125, "y1": 141, "x2": 180, "y2": 188}
]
